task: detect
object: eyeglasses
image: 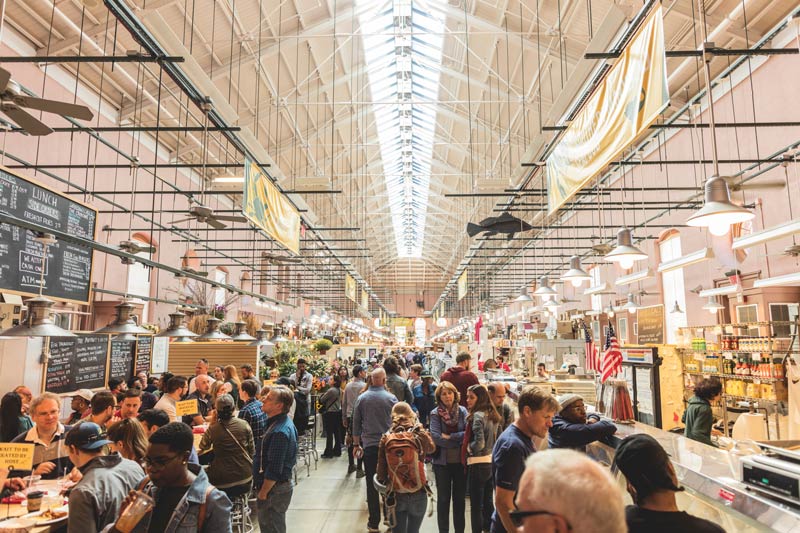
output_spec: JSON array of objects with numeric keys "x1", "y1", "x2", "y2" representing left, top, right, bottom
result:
[
  {"x1": 510, "y1": 509, "x2": 573, "y2": 530},
  {"x1": 143, "y1": 454, "x2": 182, "y2": 469}
]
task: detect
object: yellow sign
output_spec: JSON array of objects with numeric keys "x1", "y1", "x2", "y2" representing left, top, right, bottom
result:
[
  {"x1": 457, "y1": 270, "x2": 468, "y2": 301},
  {"x1": 243, "y1": 159, "x2": 301, "y2": 254},
  {"x1": 176, "y1": 399, "x2": 199, "y2": 417},
  {"x1": 546, "y1": 5, "x2": 668, "y2": 213},
  {"x1": 345, "y1": 274, "x2": 356, "y2": 302},
  {"x1": 637, "y1": 304, "x2": 664, "y2": 345},
  {"x1": 361, "y1": 289, "x2": 369, "y2": 310},
  {"x1": 0, "y1": 443, "x2": 34, "y2": 470}
]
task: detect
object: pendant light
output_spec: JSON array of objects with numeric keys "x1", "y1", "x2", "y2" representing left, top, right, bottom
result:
[
  {"x1": 605, "y1": 302, "x2": 615, "y2": 318},
  {"x1": 309, "y1": 308, "x2": 320, "y2": 323},
  {"x1": 533, "y1": 276, "x2": 557, "y2": 298},
  {"x1": 702, "y1": 296, "x2": 724, "y2": 314},
  {"x1": 604, "y1": 228, "x2": 648, "y2": 270},
  {"x1": 514, "y1": 287, "x2": 533, "y2": 302},
  {"x1": 685, "y1": 3, "x2": 754, "y2": 235},
  {"x1": 197, "y1": 317, "x2": 231, "y2": 341},
  {"x1": 95, "y1": 300, "x2": 151, "y2": 336},
  {"x1": 155, "y1": 310, "x2": 198, "y2": 340},
  {"x1": 621, "y1": 293, "x2": 638, "y2": 315},
  {"x1": 560, "y1": 256, "x2": 591, "y2": 287},
  {"x1": 248, "y1": 329, "x2": 275, "y2": 347},
  {"x1": 230, "y1": 321, "x2": 256, "y2": 341},
  {"x1": 670, "y1": 300, "x2": 684, "y2": 314}
]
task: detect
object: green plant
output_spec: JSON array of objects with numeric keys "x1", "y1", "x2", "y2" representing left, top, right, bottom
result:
[
  {"x1": 270, "y1": 342, "x2": 315, "y2": 377},
  {"x1": 312, "y1": 338, "x2": 333, "y2": 353},
  {"x1": 219, "y1": 322, "x2": 235, "y2": 335}
]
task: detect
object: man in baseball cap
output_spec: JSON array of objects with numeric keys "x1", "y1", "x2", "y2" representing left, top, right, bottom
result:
[
  {"x1": 547, "y1": 393, "x2": 617, "y2": 451},
  {"x1": 66, "y1": 389, "x2": 93, "y2": 425},
  {"x1": 65, "y1": 422, "x2": 145, "y2": 533},
  {"x1": 613, "y1": 433, "x2": 724, "y2": 533}
]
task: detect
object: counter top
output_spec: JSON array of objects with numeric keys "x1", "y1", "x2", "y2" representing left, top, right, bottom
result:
[{"x1": 588, "y1": 422, "x2": 800, "y2": 532}]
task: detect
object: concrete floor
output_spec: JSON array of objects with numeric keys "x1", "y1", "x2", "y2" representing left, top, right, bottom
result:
[{"x1": 282, "y1": 438, "x2": 471, "y2": 533}]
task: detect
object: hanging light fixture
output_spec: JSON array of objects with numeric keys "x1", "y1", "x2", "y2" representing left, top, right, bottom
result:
[
  {"x1": 605, "y1": 302, "x2": 615, "y2": 318},
  {"x1": 514, "y1": 287, "x2": 533, "y2": 302},
  {"x1": 231, "y1": 321, "x2": 256, "y2": 341},
  {"x1": 95, "y1": 300, "x2": 151, "y2": 336},
  {"x1": 197, "y1": 317, "x2": 231, "y2": 341},
  {"x1": 621, "y1": 293, "x2": 638, "y2": 315},
  {"x1": 543, "y1": 298, "x2": 559, "y2": 310},
  {"x1": 155, "y1": 311, "x2": 198, "y2": 339},
  {"x1": 702, "y1": 296, "x2": 725, "y2": 314},
  {"x1": 604, "y1": 228, "x2": 648, "y2": 270},
  {"x1": 533, "y1": 276, "x2": 557, "y2": 298},
  {"x1": 248, "y1": 329, "x2": 275, "y2": 347},
  {"x1": 670, "y1": 300, "x2": 684, "y2": 314},
  {"x1": 560, "y1": 256, "x2": 591, "y2": 287},
  {"x1": 1, "y1": 296, "x2": 76, "y2": 337},
  {"x1": 309, "y1": 308, "x2": 320, "y2": 323}
]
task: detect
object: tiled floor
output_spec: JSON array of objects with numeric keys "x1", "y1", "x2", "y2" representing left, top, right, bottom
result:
[{"x1": 280, "y1": 439, "x2": 471, "y2": 533}]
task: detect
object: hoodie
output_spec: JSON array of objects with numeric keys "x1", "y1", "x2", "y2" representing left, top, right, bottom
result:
[
  {"x1": 682, "y1": 396, "x2": 715, "y2": 446},
  {"x1": 440, "y1": 366, "x2": 479, "y2": 407},
  {"x1": 547, "y1": 413, "x2": 617, "y2": 452}
]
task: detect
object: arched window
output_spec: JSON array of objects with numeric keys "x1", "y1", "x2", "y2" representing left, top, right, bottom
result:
[
  {"x1": 126, "y1": 234, "x2": 156, "y2": 322},
  {"x1": 213, "y1": 267, "x2": 228, "y2": 308},
  {"x1": 659, "y1": 231, "x2": 687, "y2": 344}
]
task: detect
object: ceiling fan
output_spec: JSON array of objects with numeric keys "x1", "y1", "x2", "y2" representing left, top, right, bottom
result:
[
  {"x1": 559, "y1": 296, "x2": 580, "y2": 304},
  {"x1": 0, "y1": 67, "x2": 93, "y2": 135},
  {"x1": 262, "y1": 252, "x2": 302, "y2": 264},
  {"x1": 764, "y1": 244, "x2": 800, "y2": 258},
  {"x1": 170, "y1": 204, "x2": 247, "y2": 230},
  {"x1": 636, "y1": 289, "x2": 661, "y2": 296},
  {"x1": 725, "y1": 176, "x2": 785, "y2": 192},
  {"x1": 175, "y1": 265, "x2": 209, "y2": 277},
  {"x1": 590, "y1": 242, "x2": 614, "y2": 255},
  {"x1": 119, "y1": 240, "x2": 156, "y2": 255}
]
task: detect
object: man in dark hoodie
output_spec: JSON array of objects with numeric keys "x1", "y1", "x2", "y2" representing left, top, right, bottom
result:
[
  {"x1": 440, "y1": 352, "x2": 479, "y2": 407},
  {"x1": 548, "y1": 393, "x2": 617, "y2": 451}
]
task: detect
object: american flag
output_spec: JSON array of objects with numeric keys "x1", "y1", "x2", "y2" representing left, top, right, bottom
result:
[
  {"x1": 582, "y1": 320, "x2": 600, "y2": 373},
  {"x1": 601, "y1": 323, "x2": 623, "y2": 383}
]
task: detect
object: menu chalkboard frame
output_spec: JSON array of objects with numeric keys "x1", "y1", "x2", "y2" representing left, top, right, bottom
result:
[
  {"x1": 135, "y1": 335, "x2": 153, "y2": 375},
  {"x1": 0, "y1": 165, "x2": 98, "y2": 305},
  {"x1": 44, "y1": 334, "x2": 110, "y2": 394},
  {"x1": 108, "y1": 338, "x2": 136, "y2": 384}
]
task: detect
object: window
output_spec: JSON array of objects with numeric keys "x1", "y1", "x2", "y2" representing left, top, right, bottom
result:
[
  {"x1": 414, "y1": 317, "x2": 426, "y2": 347},
  {"x1": 213, "y1": 269, "x2": 227, "y2": 308},
  {"x1": 590, "y1": 267, "x2": 602, "y2": 312},
  {"x1": 659, "y1": 234, "x2": 687, "y2": 344},
  {"x1": 617, "y1": 316, "x2": 629, "y2": 344},
  {"x1": 126, "y1": 236, "x2": 153, "y2": 321},
  {"x1": 736, "y1": 304, "x2": 759, "y2": 337},
  {"x1": 770, "y1": 303, "x2": 800, "y2": 338}
]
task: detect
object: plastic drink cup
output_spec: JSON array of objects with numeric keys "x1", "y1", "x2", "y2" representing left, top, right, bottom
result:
[
  {"x1": 26, "y1": 490, "x2": 44, "y2": 512},
  {"x1": 114, "y1": 491, "x2": 154, "y2": 533}
]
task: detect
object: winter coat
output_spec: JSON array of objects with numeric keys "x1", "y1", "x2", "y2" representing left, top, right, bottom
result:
[{"x1": 682, "y1": 396, "x2": 715, "y2": 446}]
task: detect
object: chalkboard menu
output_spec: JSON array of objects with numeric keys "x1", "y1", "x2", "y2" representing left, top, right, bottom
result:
[
  {"x1": 46, "y1": 335, "x2": 108, "y2": 394},
  {"x1": 0, "y1": 167, "x2": 97, "y2": 304},
  {"x1": 135, "y1": 336, "x2": 152, "y2": 375},
  {"x1": 109, "y1": 339, "x2": 135, "y2": 383},
  {"x1": 637, "y1": 304, "x2": 664, "y2": 345}
]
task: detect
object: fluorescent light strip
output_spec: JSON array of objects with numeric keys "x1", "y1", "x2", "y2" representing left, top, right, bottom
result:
[
  {"x1": 615, "y1": 268, "x2": 654, "y2": 286},
  {"x1": 584, "y1": 282, "x2": 609, "y2": 295},
  {"x1": 213, "y1": 176, "x2": 244, "y2": 184},
  {"x1": 753, "y1": 272, "x2": 800, "y2": 288},
  {"x1": 698, "y1": 284, "x2": 740, "y2": 297},
  {"x1": 732, "y1": 218, "x2": 800, "y2": 250},
  {"x1": 657, "y1": 247, "x2": 714, "y2": 273}
]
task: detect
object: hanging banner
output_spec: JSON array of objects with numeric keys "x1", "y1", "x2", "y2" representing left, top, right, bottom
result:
[
  {"x1": 361, "y1": 289, "x2": 369, "y2": 310},
  {"x1": 457, "y1": 270, "x2": 468, "y2": 301},
  {"x1": 345, "y1": 274, "x2": 356, "y2": 302},
  {"x1": 546, "y1": 4, "x2": 668, "y2": 214},
  {"x1": 243, "y1": 158, "x2": 301, "y2": 254}
]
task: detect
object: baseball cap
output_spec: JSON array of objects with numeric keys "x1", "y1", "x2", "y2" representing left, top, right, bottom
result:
[
  {"x1": 613, "y1": 433, "x2": 682, "y2": 494},
  {"x1": 557, "y1": 393, "x2": 583, "y2": 413},
  {"x1": 72, "y1": 389, "x2": 94, "y2": 402},
  {"x1": 65, "y1": 422, "x2": 112, "y2": 451}
]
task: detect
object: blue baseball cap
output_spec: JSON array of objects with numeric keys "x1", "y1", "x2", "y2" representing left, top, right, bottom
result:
[{"x1": 65, "y1": 422, "x2": 112, "y2": 451}]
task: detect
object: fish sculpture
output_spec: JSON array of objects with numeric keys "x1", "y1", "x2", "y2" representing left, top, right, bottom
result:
[{"x1": 466, "y1": 212, "x2": 533, "y2": 238}]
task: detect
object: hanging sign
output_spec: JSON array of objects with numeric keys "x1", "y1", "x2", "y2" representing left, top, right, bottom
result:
[
  {"x1": 457, "y1": 270, "x2": 468, "y2": 301},
  {"x1": 637, "y1": 304, "x2": 664, "y2": 345},
  {"x1": 546, "y1": 4, "x2": 668, "y2": 213},
  {"x1": 361, "y1": 289, "x2": 368, "y2": 310},
  {"x1": 345, "y1": 274, "x2": 356, "y2": 302},
  {"x1": 176, "y1": 399, "x2": 199, "y2": 417},
  {"x1": 243, "y1": 159, "x2": 301, "y2": 254}
]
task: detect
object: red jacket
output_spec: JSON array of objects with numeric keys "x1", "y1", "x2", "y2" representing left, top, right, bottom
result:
[{"x1": 440, "y1": 366, "x2": 479, "y2": 407}]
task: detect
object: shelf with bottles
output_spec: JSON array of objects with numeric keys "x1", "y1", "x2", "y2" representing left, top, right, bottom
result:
[
  {"x1": 684, "y1": 371, "x2": 780, "y2": 384},
  {"x1": 722, "y1": 393, "x2": 781, "y2": 403},
  {"x1": 681, "y1": 352, "x2": 784, "y2": 378}
]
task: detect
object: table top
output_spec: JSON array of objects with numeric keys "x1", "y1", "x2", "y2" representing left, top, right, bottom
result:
[{"x1": 0, "y1": 479, "x2": 68, "y2": 533}]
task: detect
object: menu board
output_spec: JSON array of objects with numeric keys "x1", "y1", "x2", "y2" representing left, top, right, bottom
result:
[
  {"x1": 0, "y1": 167, "x2": 97, "y2": 304},
  {"x1": 46, "y1": 335, "x2": 108, "y2": 393},
  {"x1": 151, "y1": 337, "x2": 169, "y2": 373},
  {"x1": 109, "y1": 339, "x2": 135, "y2": 383},
  {"x1": 135, "y1": 335, "x2": 152, "y2": 375},
  {"x1": 637, "y1": 305, "x2": 664, "y2": 345}
]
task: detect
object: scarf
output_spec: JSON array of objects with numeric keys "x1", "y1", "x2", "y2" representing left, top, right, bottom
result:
[{"x1": 436, "y1": 403, "x2": 460, "y2": 434}]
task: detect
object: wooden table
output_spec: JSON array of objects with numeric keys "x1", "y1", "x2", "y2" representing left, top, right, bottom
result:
[{"x1": 0, "y1": 479, "x2": 67, "y2": 533}]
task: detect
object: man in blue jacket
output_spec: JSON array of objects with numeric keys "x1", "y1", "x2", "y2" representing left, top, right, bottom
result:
[{"x1": 548, "y1": 394, "x2": 617, "y2": 451}]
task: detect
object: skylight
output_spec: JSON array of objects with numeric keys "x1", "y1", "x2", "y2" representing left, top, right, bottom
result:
[{"x1": 358, "y1": 0, "x2": 445, "y2": 258}]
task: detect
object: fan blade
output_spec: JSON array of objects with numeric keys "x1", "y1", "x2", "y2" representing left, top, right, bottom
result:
[
  {"x1": 732, "y1": 181, "x2": 786, "y2": 191},
  {"x1": 0, "y1": 68, "x2": 11, "y2": 93},
  {"x1": 207, "y1": 218, "x2": 227, "y2": 230},
  {"x1": 2, "y1": 106, "x2": 52, "y2": 135},
  {"x1": 16, "y1": 96, "x2": 94, "y2": 121},
  {"x1": 213, "y1": 215, "x2": 248, "y2": 223},
  {"x1": 169, "y1": 217, "x2": 195, "y2": 225}
]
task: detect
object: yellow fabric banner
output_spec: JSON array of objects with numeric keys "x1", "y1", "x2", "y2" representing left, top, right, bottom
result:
[
  {"x1": 547, "y1": 5, "x2": 668, "y2": 214},
  {"x1": 457, "y1": 270, "x2": 468, "y2": 301},
  {"x1": 243, "y1": 159, "x2": 301, "y2": 254},
  {"x1": 361, "y1": 289, "x2": 369, "y2": 310},
  {"x1": 345, "y1": 274, "x2": 356, "y2": 302}
]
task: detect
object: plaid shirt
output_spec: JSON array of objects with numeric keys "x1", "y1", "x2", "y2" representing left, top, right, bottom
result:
[
  {"x1": 238, "y1": 398, "x2": 268, "y2": 443},
  {"x1": 254, "y1": 413, "x2": 297, "y2": 485}
]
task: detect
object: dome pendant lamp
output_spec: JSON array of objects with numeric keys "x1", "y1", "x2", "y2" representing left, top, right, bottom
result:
[
  {"x1": 686, "y1": 176, "x2": 754, "y2": 236},
  {"x1": 604, "y1": 228, "x2": 648, "y2": 270},
  {"x1": 560, "y1": 256, "x2": 591, "y2": 287}
]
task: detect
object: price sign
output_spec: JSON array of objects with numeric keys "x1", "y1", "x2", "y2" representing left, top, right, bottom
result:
[{"x1": 176, "y1": 399, "x2": 199, "y2": 416}]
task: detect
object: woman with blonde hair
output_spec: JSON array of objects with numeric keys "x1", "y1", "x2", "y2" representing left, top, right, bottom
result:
[
  {"x1": 465, "y1": 384, "x2": 502, "y2": 533},
  {"x1": 223, "y1": 365, "x2": 242, "y2": 408},
  {"x1": 106, "y1": 418, "x2": 148, "y2": 468},
  {"x1": 376, "y1": 402, "x2": 435, "y2": 533}
]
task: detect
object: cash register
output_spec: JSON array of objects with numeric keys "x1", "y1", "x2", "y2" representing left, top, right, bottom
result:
[{"x1": 740, "y1": 441, "x2": 800, "y2": 505}]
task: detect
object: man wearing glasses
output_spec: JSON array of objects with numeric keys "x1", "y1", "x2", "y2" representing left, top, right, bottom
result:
[
  {"x1": 548, "y1": 394, "x2": 617, "y2": 452},
  {"x1": 510, "y1": 449, "x2": 626, "y2": 533}
]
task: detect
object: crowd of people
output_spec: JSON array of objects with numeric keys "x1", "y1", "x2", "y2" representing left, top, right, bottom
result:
[{"x1": 0, "y1": 350, "x2": 725, "y2": 533}]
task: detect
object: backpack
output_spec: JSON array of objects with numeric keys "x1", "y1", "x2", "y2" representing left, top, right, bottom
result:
[{"x1": 384, "y1": 431, "x2": 427, "y2": 494}]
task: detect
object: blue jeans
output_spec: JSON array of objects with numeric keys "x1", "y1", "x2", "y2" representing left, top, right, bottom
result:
[
  {"x1": 256, "y1": 480, "x2": 293, "y2": 533},
  {"x1": 392, "y1": 490, "x2": 428, "y2": 533}
]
